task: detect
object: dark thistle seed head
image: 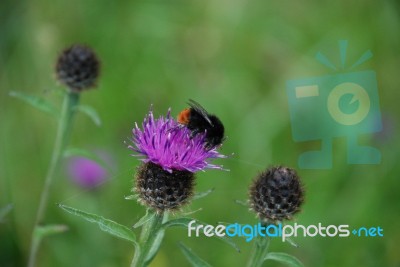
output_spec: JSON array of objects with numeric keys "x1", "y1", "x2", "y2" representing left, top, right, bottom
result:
[
  {"x1": 135, "y1": 162, "x2": 195, "y2": 212},
  {"x1": 55, "y1": 44, "x2": 100, "y2": 92},
  {"x1": 249, "y1": 166, "x2": 304, "y2": 223}
]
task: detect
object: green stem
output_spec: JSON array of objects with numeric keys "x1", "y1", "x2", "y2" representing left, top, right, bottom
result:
[
  {"x1": 27, "y1": 91, "x2": 79, "y2": 267},
  {"x1": 246, "y1": 234, "x2": 270, "y2": 267},
  {"x1": 131, "y1": 212, "x2": 164, "y2": 267}
]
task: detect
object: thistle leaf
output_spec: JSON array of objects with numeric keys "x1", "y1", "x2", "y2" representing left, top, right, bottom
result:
[
  {"x1": 34, "y1": 224, "x2": 68, "y2": 240},
  {"x1": 192, "y1": 188, "x2": 214, "y2": 201},
  {"x1": 9, "y1": 91, "x2": 58, "y2": 117},
  {"x1": 144, "y1": 212, "x2": 168, "y2": 264},
  {"x1": 133, "y1": 209, "x2": 155, "y2": 228},
  {"x1": 234, "y1": 199, "x2": 248, "y2": 207},
  {"x1": 181, "y1": 208, "x2": 203, "y2": 216},
  {"x1": 125, "y1": 194, "x2": 138, "y2": 200},
  {"x1": 145, "y1": 229, "x2": 165, "y2": 264},
  {"x1": 74, "y1": 105, "x2": 101, "y2": 126},
  {"x1": 179, "y1": 242, "x2": 212, "y2": 267},
  {"x1": 265, "y1": 252, "x2": 304, "y2": 267},
  {"x1": 58, "y1": 204, "x2": 137, "y2": 244},
  {"x1": 285, "y1": 237, "x2": 299, "y2": 248}
]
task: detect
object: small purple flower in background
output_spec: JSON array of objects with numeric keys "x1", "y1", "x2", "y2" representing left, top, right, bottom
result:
[
  {"x1": 128, "y1": 108, "x2": 227, "y2": 212},
  {"x1": 67, "y1": 152, "x2": 114, "y2": 188}
]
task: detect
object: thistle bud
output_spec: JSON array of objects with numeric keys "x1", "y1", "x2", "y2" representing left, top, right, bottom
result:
[
  {"x1": 56, "y1": 44, "x2": 100, "y2": 92},
  {"x1": 249, "y1": 166, "x2": 304, "y2": 222},
  {"x1": 135, "y1": 162, "x2": 195, "y2": 212}
]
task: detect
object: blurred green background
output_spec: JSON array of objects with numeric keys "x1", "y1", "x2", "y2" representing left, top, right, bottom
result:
[{"x1": 1, "y1": 0, "x2": 400, "y2": 266}]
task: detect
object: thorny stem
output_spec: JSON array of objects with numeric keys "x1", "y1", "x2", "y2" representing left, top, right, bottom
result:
[
  {"x1": 246, "y1": 234, "x2": 270, "y2": 267},
  {"x1": 27, "y1": 91, "x2": 79, "y2": 267},
  {"x1": 131, "y1": 212, "x2": 165, "y2": 267}
]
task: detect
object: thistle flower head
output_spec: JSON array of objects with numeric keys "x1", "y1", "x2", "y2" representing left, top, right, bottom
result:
[
  {"x1": 249, "y1": 166, "x2": 304, "y2": 223},
  {"x1": 129, "y1": 107, "x2": 227, "y2": 212},
  {"x1": 128, "y1": 109, "x2": 226, "y2": 173},
  {"x1": 56, "y1": 44, "x2": 100, "y2": 92}
]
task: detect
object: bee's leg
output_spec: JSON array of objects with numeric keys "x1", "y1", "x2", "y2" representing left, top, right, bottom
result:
[{"x1": 190, "y1": 129, "x2": 200, "y2": 138}]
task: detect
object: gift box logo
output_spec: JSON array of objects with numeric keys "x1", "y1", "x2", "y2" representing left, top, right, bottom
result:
[{"x1": 286, "y1": 41, "x2": 382, "y2": 169}]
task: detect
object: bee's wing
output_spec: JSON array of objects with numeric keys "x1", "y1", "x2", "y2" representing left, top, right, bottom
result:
[{"x1": 188, "y1": 99, "x2": 213, "y2": 126}]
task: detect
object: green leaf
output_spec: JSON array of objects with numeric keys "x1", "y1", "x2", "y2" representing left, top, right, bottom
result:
[
  {"x1": 34, "y1": 224, "x2": 68, "y2": 240},
  {"x1": 265, "y1": 252, "x2": 304, "y2": 267},
  {"x1": 181, "y1": 208, "x2": 203, "y2": 217},
  {"x1": 30, "y1": 224, "x2": 68, "y2": 252},
  {"x1": 144, "y1": 213, "x2": 169, "y2": 264},
  {"x1": 74, "y1": 105, "x2": 101, "y2": 126},
  {"x1": 179, "y1": 242, "x2": 212, "y2": 267},
  {"x1": 234, "y1": 199, "x2": 248, "y2": 207},
  {"x1": 163, "y1": 218, "x2": 240, "y2": 252},
  {"x1": 193, "y1": 188, "x2": 214, "y2": 201},
  {"x1": 9, "y1": 91, "x2": 58, "y2": 117},
  {"x1": 133, "y1": 209, "x2": 155, "y2": 228},
  {"x1": 125, "y1": 194, "x2": 138, "y2": 200},
  {"x1": 58, "y1": 204, "x2": 137, "y2": 244},
  {"x1": 145, "y1": 229, "x2": 165, "y2": 264},
  {"x1": 162, "y1": 217, "x2": 196, "y2": 228},
  {"x1": 63, "y1": 147, "x2": 111, "y2": 172},
  {"x1": 285, "y1": 237, "x2": 299, "y2": 248},
  {"x1": 0, "y1": 204, "x2": 13, "y2": 223}
]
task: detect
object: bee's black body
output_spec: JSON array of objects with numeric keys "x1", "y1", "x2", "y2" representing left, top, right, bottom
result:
[{"x1": 186, "y1": 100, "x2": 225, "y2": 148}]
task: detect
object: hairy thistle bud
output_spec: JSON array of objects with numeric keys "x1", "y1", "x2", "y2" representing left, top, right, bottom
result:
[
  {"x1": 249, "y1": 166, "x2": 304, "y2": 222},
  {"x1": 56, "y1": 44, "x2": 100, "y2": 92},
  {"x1": 128, "y1": 108, "x2": 226, "y2": 212},
  {"x1": 136, "y1": 162, "x2": 195, "y2": 212}
]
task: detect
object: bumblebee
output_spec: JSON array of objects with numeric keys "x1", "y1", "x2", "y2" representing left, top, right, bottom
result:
[{"x1": 177, "y1": 99, "x2": 225, "y2": 148}]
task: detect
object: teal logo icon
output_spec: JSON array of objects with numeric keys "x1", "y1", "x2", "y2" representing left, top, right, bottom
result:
[{"x1": 286, "y1": 41, "x2": 382, "y2": 169}]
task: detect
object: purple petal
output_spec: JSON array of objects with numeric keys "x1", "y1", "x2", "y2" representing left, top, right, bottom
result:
[{"x1": 128, "y1": 108, "x2": 226, "y2": 172}]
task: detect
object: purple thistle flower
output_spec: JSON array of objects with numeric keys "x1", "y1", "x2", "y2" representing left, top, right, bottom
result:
[
  {"x1": 128, "y1": 109, "x2": 226, "y2": 173},
  {"x1": 66, "y1": 150, "x2": 115, "y2": 189}
]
